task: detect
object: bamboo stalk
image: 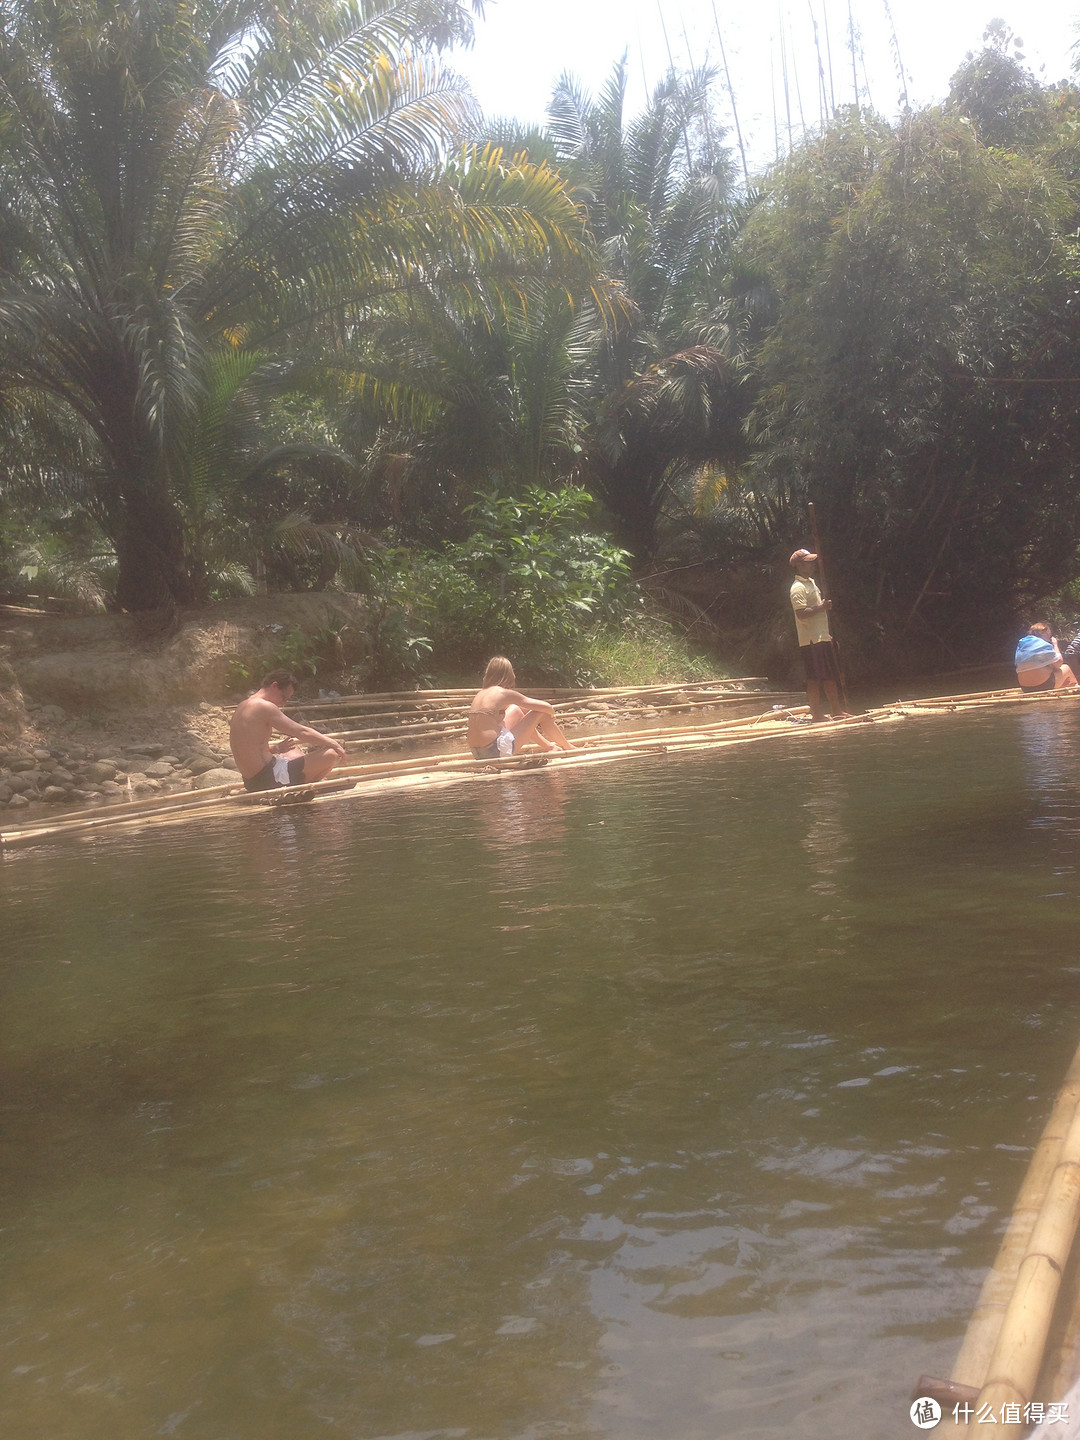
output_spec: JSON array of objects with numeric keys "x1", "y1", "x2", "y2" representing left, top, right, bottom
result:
[
  {"x1": 808, "y1": 500, "x2": 851, "y2": 712},
  {"x1": 0, "y1": 711, "x2": 825, "y2": 846},
  {"x1": 947, "y1": 1038, "x2": 1080, "y2": 1396},
  {"x1": 710, "y1": 0, "x2": 749, "y2": 182},
  {"x1": 0, "y1": 774, "x2": 357, "y2": 844},
  {"x1": 898, "y1": 688, "x2": 1030, "y2": 706},
  {"x1": 553, "y1": 708, "x2": 807, "y2": 748},
  {"x1": 1, "y1": 699, "x2": 799, "y2": 842},
  {"x1": 306, "y1": 694, "x2": 716, "y2": 731},
  {"x1": 1040, "y1": 1263, "x2": 1080, "y2": 1404},
  {"x1": 975, "y1": 1098, "x2": 1080, "y2": 1436},
  {"x1": 286, "y1": 679, "x2": 772, "y2": 714},
  {"x1": 0, "y1": 704, "x2": 835, "y2": 847},
  {"x1": 321, "y1": 693, "x2": 800, "y2": 743},
  {"x1": 898, "y1": 690, "x2": 1080, "y2": 713},
  {"x1": 0, "y1": 777, "x2": 245, "y2": 832}
]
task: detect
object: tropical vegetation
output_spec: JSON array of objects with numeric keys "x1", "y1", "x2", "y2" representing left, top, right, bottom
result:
[
  {"x1": 0, "y1": 0, "x2": 602, "y2": 611},
  {"x1": 3, "y1": 3, "x2": 1080, "y2": 684}
]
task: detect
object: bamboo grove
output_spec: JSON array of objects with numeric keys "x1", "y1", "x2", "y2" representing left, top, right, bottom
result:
[{"x1": 2, "y1": 1, "x2": 1080, "y2": 678}]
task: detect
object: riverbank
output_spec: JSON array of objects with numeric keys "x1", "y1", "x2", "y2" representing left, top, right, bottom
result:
[
  {"x1": 0, "y1": 677, "x2": 785, "y2": 820},
  {"x1": 0, "y1": 592, "x2": 754, "y2": 818}
]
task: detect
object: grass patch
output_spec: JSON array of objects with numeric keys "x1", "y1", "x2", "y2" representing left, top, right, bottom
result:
[
  {"x1": 569, "y1": 617, "x2": 729, "y2": 687},
  {"x1": 424, "y1": 617, "x2": 730, "y2": 690}
]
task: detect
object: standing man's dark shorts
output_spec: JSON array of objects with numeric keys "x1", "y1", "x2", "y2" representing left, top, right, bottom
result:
[
  {"x1": 800, "y1": 639, "x2": 842, "y2": 685},
  {"x1": 243, "y1": 756, "x2": 308, "y2": 792}
]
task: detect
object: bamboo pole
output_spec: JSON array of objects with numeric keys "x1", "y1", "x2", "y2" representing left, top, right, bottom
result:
[
  {"x1": 899, "y1": 688, "x2": 1080, "y2": 708},
  {"x1": 948, "y1": 1038, "x2": 1080, "y2": 1395},
  {"x1": 0, "y1": 703, "x2": 864, "y2": 849},
  {"x1": 320, "y1": 692, "x2": 801, "y2": 744},
  {"x1": 304, "y1": 691, "x2": 758, "y2": 729},
  {"x1": 807, "y1": 499, "x2": 851, "y2": 712},
  {"x1": 286, "y1": 679, "x2": 773, "y2": 714},
  {"x1": 0, "y1": 777, "x2": 245, "y2": 832},
  {"x1": 0, "y1": 708, "x2": 847, "y2": 848},
  {"x1": 0, "y1": 717, "x2": 876, "y2": 849},
  {"x1": 0, "y1": 774, "x2": 357, "y2": 845},
  {"x1": 0, "y1": 702, "x2": 801, "y2": 843},
  {"x1": 1040, "y1": 1263, "x2": 1080, "y2": 1404},
  {"x1": 898, "y1": 689, "x2": 1028, "y2": 706},
  {"x1": 975, "y1": 1097, "x2": 1080, "y2": 1437}
]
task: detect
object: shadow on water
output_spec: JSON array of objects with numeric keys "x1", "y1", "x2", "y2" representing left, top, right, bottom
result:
[{"x1": 3, "y1": 706, "x2": 1080, "y2": 1438}]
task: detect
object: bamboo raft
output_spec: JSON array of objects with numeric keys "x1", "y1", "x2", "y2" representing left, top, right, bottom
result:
[
  {"x1": 281, "y1": 677, "x2": 782, "y2": 751},
  {"x1": 2, "y1": 678, "x2": 1079, "y2": 853}
]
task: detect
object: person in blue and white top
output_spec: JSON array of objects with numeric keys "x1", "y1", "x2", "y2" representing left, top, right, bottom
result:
[{"x1": 1015, "y1": 622, "x2": 1079, "y2": 693}]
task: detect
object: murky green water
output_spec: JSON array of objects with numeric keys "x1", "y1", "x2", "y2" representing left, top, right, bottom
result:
[{"x1": 4, "y1": 706, "x2": 1080, "y2": 1440}]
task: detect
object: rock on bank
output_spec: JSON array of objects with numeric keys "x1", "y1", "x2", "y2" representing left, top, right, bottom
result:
[{"x1": 0, "y1": 593, "x2": 368, "y2": 819}]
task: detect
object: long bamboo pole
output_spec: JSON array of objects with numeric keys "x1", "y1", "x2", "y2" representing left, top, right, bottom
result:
[
  {"x1": 0, "y1": 699, "x2": 800, "y2": 842},
  {"x1": 320, "y1": 692, "x2": 802, "y2": 744},
  {"x1": 0, "y1": 777, "x2": 245, "y2": 832},
  {"x1": 1040, "y1": 1265, "x2": 1080, "y2": 1404},
  {"x1": 293, "y1": 691, "x2": 780, "y2": 731},
  {"x1": 807, "y1": 500, "x2": 851, "y2": 712},
  {"x1": 975, "y1": 1100, "x2": 1080, "y2": 1437},
  {"x1": 949, "y1": 1038, "x2": 1080, "y2": 1395},
  {"x1": 900, "y1": 687, "x2": 1080, "y2": 707},
  {"x1": 286, "y1": 679, "x2": 773, "y2": 714}
]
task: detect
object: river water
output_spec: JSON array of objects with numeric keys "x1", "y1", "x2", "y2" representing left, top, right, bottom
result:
[{"x1": 4, "y1": 705, "x2": 1080, "y2": 1440}]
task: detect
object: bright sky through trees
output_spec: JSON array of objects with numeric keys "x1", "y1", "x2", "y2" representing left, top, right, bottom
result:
[{"x1": 455, "y1": 0, "x2": 1079, "y2": 169}]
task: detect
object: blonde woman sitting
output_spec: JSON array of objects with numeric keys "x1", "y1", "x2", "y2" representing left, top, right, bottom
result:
[{"x1": 467, "y1": 656, "x2": 575, "y2": 759}]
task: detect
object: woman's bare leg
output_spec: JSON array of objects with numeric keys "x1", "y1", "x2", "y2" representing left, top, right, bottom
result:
[
  {"x1": 536, "y1": 713, "x2": 574, "y2": 749},
  {"x1": 506, "y1": 705, "x2": 564, "y2": 751}
]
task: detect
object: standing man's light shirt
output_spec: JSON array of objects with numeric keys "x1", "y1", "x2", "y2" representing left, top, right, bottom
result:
[{"x1": 789, "y1": 574, "x2": 832, "y2": 645}]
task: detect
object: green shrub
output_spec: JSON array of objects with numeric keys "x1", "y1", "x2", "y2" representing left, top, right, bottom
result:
[
  {"x1": 407, "y1": 487, "x2": 633, "y2": 676},
  {"x1": 570, "y1": 614, "x2": 728, "y2": 687}
]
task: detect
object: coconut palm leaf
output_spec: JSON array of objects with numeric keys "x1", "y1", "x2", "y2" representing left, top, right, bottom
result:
[{"x1": 0, "y1": 0, "x2": 602, "y2": 609}]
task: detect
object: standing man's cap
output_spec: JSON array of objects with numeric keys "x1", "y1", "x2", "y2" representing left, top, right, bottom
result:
[{"x1": 789, "y1": 548, "x2": 818, "y2": 567}]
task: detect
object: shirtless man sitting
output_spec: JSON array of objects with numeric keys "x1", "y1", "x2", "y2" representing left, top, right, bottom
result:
[
  {"x1": 229, "y1": 669, "x2": 347, "y2": 792},
  {"x1": 466, "y1": 656, "x2": 575, "y2": 759}
]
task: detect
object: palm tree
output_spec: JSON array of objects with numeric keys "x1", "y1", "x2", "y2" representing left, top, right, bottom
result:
[
  {"x1": 333, "y1": 268, "x2": 631, "y2": 537},
  {"x1": 0, "y1": 0, "x2": 599, "y2": 608},
  {"x1": 543, "y1": 59, "x2": 751, "y2": 557},
  {"x1": 547, "y1": 60, "x2": 735, "y2": 363}
]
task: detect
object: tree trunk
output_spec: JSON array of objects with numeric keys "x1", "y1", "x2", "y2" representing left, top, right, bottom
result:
[
  {"x1": 600, "y1": 460, "x2": 662, "y2": 561},
  {"x1": 112, "y1": 487, "x2": 200, "y2": 612}
]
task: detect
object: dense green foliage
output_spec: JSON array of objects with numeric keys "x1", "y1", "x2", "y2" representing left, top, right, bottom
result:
[
  {"x1": 727, "y1": 53, "x2": 1080, "y2": 671},
  {"x1": 0, "y1": 0, "x2": 600, "y2": 610},
  {"x1": 4, "y1": 5, "x2": 1080, "y2": 681},
  {"x1": 393, "y1": 486, "x2": 633, "y2": 676}
]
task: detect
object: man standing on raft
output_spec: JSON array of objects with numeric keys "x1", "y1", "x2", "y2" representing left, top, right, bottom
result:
[
  {"x1": 230, "y1": 670, "x2": 347, "y2": 791},
  {"x1": 467, "y1": 657, "x2": 575, "y2": 759},
  {"x1": 789, "y1": 549, "x2": 850, "y2": 723}
]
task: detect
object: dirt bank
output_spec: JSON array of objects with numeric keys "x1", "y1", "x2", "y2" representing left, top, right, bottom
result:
[
  {"x1": 0, "y1": 594, "x2": 377, "y2": 817},
  {"x1": 0, "y1": 592, "x2": 369, "y2": 719}
]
